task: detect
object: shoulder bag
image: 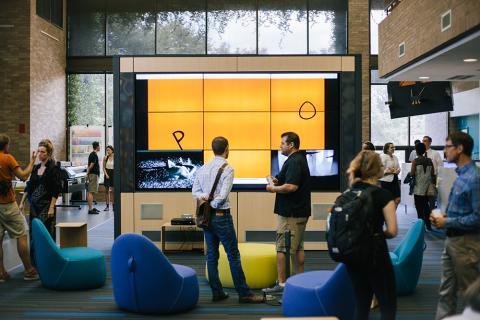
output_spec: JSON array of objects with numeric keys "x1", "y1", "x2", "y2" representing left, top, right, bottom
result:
[{"x1": 195, "y1": 163, "x2": 228, "y2": 228}]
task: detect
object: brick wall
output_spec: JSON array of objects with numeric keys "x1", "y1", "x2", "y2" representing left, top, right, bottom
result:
[
  {"x1": 379, "y1": 0, "x2": 480, "y2": 76},
  {"x1": 29, "y1": 0, "x2": 67, "y2": 161},
  {"x1": 348, "y1": 0, "x2": 370, "y2": 141},
  {"x1": 0, "y1": 0, "x2": 30, "y2": 165}
]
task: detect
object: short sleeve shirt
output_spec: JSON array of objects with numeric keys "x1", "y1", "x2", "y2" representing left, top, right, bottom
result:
[
  {"x1": 88, "y1": 152, "x2": 100, "y2": 176},
  {"x1": 274, "y1": 152, "x2": 311, "y2": 217},
  {"x1": 0, "y1": 152, "x2": 20, "y2": 203},
  {"x1": 352, "y1": 182, "x2": 394, "y2": 232}
]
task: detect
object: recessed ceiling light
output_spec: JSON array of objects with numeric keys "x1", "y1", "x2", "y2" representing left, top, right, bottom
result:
[
  {"x1": 419, "y1": 76, "x2": 430, "y2": 80},
  {"x1": 463, "y1": 58, "x2": 478, "y2": 62}
]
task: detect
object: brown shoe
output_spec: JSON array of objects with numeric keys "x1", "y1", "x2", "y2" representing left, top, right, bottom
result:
[
  {"x1": 212, "y1": 292, "x2": 229, "y2": 302},
  {"x1": 239, "y1": 294, "x2": 265, "y2": 304}
]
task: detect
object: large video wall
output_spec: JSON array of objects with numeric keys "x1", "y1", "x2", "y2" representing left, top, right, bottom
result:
[{"x1": 135, "y1": 73, "x2": 339, "y2": 191}]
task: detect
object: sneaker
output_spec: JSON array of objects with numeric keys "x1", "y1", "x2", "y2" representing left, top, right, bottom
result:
[
  {"x1": 24, "y1": 269, "x2": 39, "y2": 281},
  {"x1": 88, "y1": 209, "x2": 99, "y2": 215},
  {"x1": 212, "y1": 292, "x2": 229, "y2": 302},
  {"x1": 262, "y1": 282, "x2": 284, "y2": 294},
  {"x1": 239, "y1": 294, "x2": 265, "y2": 304},
  {"x1": 103, "y1": 206, "x2": 109, "y2": 211},
  {"x1": 93, "y1": 208, "x2": 100, "y2": 212}
]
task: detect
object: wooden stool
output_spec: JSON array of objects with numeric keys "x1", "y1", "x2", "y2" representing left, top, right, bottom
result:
[{"x1": 56, "y1": 222, "x2": 87, "y2": 248}]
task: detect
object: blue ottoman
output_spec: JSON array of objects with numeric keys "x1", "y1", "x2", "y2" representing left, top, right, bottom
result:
[{"x1": 282, "y1": 264, "x2": 355, "y2": 320}]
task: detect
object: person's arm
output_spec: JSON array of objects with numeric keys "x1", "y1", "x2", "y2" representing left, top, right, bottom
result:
[
  {"x1": 394, "y1": 155, "x2": 401, "y2": 174},
  {"x1": 12, "y1": 151, "x2": 36, "y2": 180},
  {"x1": 192, "y1": 171, "x2": 208, "y2": 201},
  {"x1": 19, "y1": 191, "x2": 28, "y2": 214},
  {"x1": 210, "y1": 167, "x2": 234, "y2": 209},
  {"x1": 267, "y1": 161, "x2": 301, "y2": 194},
  {"x1": 266, "y1": 183, "x2": 298, "y2": 193},
  {"x1": 103, "y1": 157, "x2": 108, "y2": 178},
  {"x1": 47, "y1": 197, "x2": 57, "y2": 217},
  {"x1": 381, "y1": 155, "x2": 392, "y2": 175},
  {"x1": 383, "y1": 200, "x2": 398, "y2": 238},
  {"x1": 410, "y1": 159, "x2": 417, "y2": 177}
]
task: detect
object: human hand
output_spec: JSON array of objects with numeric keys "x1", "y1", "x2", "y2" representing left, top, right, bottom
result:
[
  {"x1": 31, "y1": 151, "x2": 37, "y2": 162},
  {"x1": 266, "y1": 184, "x2": 275, "y2": 193},
  {"x1": 200, "y1": 194, "x2": 209, "y2": 201},
  {"x1": 19, "y1": 203, "x2": 24, "y2": 214},
  {"x1": 105, "y1": 174, "x2": 109, "y2": 179},
  {"x1": 430, "y1": 209, "x2": 445, "y2": 228}
]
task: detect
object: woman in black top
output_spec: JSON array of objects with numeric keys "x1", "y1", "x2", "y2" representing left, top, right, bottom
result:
[
  {"x1": 345, "y1": 150, "x2": 398, "y2": 320},
  {"x1": 19, "y1": 140, "x2": 62, "y2": 263}
]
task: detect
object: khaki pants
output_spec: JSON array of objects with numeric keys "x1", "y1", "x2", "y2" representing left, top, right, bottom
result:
[
  {"x1": 275, "y1": 215, "x2": 308, "y2": 253},
  {"x1": 436, "y1": 233, "x2": 480, "y2": 319}
]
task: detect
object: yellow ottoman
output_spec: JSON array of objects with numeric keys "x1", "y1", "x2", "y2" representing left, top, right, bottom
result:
[{"x1": 206, "y1": 243, "x2": 277, "y2": 289}]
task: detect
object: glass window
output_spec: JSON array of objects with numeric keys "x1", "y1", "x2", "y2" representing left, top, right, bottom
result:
[
  {"x1": 309, "y1": 0, "x2": 347, "y2": 54},
  {"x1": 37, "y1": 0, "x2": 63, "y2": 28},
  {"x1": 157, "y1": 0, "x2": 206, "y2": 54},
  {"x1": 370, "y1": 9, "x2": 386, "y2": 55},
  {"x1": 68, "y1": 0, "x2": 106, "y2": 56},
  {"x1": 106, "y1": 0, "x2": 156, "y2": 55},
  {"x1": 207, "y1": 0, "x2": 256, "y2": 54},
  {"x1": 258, "y1": 0, "x2": 307, "y2": 54},
  {"x1": 106, "y1": 74, "x2": 114, "y2": 146},
  {"x1": 410, "y1": 112, "x2": 448, "y2": 146},
  {"x1": 67, "y1": 74, "x2": 105, "y2": 126},
  {"x1": 371, "y1": 85, "x2": 408, "y2": 146}
]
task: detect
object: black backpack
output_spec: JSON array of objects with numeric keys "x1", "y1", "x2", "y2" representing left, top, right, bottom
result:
[{"x1": 326, "y1": 186, "x2": 377, "y2": 267}]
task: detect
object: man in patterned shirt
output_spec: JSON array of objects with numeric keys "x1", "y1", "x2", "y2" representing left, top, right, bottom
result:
[
  {"x1": 431, "y1": 132, "x2": 480, "y2": 319},
  {"x1": 192, "y1": 136, "x2": 264, "y2": 304}
]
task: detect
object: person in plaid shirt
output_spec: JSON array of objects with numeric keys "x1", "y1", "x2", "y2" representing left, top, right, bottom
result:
[{"x1": 431, "y1": 132, "x2": 480, "y2": 319}]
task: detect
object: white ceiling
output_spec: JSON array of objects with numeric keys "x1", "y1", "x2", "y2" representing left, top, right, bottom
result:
[{"x1": 382, "y1": 30, "x2": 480, "y2": 81}]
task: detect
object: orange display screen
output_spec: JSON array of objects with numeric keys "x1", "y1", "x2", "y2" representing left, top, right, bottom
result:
[{"x1": 146, "y1": 73, "x2": 330, "y2": 179}]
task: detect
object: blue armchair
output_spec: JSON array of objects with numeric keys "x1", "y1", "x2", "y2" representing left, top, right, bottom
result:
[
  {"x1": 111, "y1": 233, "x2": 199, "y2": 314},
  {"x1": 282, "y1": 263, "x2": 355, "y2": 319},
  {"x1": 389, "y1": 219, "x2": 425, "y2": 295},
  {"x1": 31, "y1": 218, "x2": 106, "y2": 290}
]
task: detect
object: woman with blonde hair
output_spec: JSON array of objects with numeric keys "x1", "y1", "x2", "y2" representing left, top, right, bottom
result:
[
  {"x1": 19, "y1": 139, "x2": 63, "y2": 265},
  {"x1": 344, "y1": 150, "x2": 398, "y2": 320}
]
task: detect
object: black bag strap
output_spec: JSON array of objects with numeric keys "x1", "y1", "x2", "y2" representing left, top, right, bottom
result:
[{"x1": 208, "y1": 163, "x2": 228, "y2": 201}]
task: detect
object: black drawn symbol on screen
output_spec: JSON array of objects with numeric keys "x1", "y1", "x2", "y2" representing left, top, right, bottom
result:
[
  {"x1": 173, "y1": 131, "x2": 185, "y2": 150},
  {"x1": 298, "y1": 101, "x2": 317, "y2": 120}
]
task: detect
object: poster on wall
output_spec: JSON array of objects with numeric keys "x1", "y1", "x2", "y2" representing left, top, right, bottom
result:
[{"x1": 69, "y1": 126, "x2": 105, "y2": 178}]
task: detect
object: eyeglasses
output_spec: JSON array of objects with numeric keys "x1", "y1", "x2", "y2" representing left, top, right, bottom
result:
[{"x1": 444, "y1": 144, "x2": 455, "y2": 149}]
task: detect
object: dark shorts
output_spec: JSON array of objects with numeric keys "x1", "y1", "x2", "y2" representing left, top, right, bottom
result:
[
  {"x1": 380, "y1": 175, "x2": 400, "y2": 198},
  {"x1": 104, "y1": 169, "x2": 114, "y2": 188}
]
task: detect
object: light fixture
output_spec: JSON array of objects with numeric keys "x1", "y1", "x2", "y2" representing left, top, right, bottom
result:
[
  {"x1": 463, "y1": 58, "x2": 478, "y2": 62},
  {"x1": 419, "y1": 76, "x2": 430, "y2": 80}
]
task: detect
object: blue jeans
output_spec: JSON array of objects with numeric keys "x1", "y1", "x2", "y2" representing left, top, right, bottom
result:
[{"x1": 203, "y1": 210, "x2": 252, "y2": 298}]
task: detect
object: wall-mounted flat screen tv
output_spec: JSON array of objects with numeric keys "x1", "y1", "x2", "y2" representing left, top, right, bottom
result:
[
  {"x1": 136, "y1": 150, "x2": 203, "y2": 190},
  {"x1": 135, "y1": 73, "x2": 340, "y2": 191}
]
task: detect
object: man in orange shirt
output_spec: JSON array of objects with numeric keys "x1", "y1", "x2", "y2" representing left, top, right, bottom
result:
[{"x1": 0, "y1": 134, "x2": 39, "y2": 282}]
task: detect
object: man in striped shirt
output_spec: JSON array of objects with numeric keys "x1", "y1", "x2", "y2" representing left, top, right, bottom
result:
[
  {"x1": 431, "y1": 132, "x2": 480, "y2": 319},
  {"x1": 192, "y1": 136, "x2": 264, "y2": 304}
]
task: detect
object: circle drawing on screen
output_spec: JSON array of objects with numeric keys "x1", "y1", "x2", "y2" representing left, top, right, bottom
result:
[{"x1": 298, "y1": 101, "x2": 317, "y2": 120}]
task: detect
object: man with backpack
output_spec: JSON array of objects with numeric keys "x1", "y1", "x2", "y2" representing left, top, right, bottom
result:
[{"x1": 328, "y1": 150, "x2": 398, "y2": 320}]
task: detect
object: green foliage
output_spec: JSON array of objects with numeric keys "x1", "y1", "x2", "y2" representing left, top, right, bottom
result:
[{"x1": 67, "y1": 74, "x2": 106, "y2": 126}]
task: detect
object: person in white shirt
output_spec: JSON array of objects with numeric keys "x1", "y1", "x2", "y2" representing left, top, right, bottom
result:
[
  {"x1": 408, "y1": 140, "x2": 421, "y2": 162},
  {"x1": 192, "y1": 136, "x2": 264, "y2": 304},
  {"x1": 422, "y1": 136, "x2": 444, "y2": 211},
  {"x1": 379, "y1": 142, "x2": 401, "y2": 207},
  {"x1": 422, "y1": 136, "x2": 444, "y2": 175}
]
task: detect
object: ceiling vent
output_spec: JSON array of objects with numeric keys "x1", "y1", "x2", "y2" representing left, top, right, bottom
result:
[
  {"x1": 446, "y1": 75, "x2": 474, "y2": 80},
  {"x1": 441, "y1": 10, "x2": 451, "y2": 32}
]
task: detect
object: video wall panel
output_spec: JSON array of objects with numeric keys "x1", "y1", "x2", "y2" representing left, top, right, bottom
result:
[{"x1": 136, "y1": 73, "x2": 339, "y2": 191}]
